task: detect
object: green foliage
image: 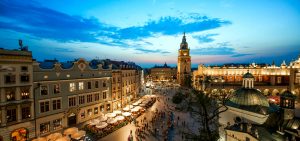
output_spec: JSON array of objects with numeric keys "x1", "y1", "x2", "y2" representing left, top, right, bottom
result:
[{"x1": 172, "y1": 92, "x2": 185, "y2": 104}]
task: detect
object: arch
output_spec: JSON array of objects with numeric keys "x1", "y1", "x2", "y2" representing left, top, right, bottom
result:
[
  {"x1": 263, "y1": 89, "x2": 270, "y2": 96},
  {"x1": 272, "y1": 89, "x2": 280, "y2": 96},
  {"x1": 11, "y1": 128, "x2": 29, "y2": 141},
  {"x1": 280, "y1": 89, "x2": 287, "y2": 94}
]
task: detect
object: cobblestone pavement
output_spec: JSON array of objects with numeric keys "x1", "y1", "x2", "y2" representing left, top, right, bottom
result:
[{"x1": 98, "y1": 86, "x2": 198, "y2": 141}]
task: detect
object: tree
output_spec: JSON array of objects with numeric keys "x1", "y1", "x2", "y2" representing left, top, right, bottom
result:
[{"x1": 185, "y1": 89, "x2": 230, "y2": 141}]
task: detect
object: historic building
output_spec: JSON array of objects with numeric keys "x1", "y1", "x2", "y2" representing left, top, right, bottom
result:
[
  {"x1": 33, "y1": 58, "x2": 112, "y2": 137},
  {"x1": 0, "y1": 47, "x2": 35, "y2": 141},
  {"x1": 177, "y1": 32, "x2": 191, "y2": 85},
  {"x1": 149, "y1": 62, "x2": 177, "y2": 82},
  {"x1": 192, "y1": 59, "x2": 300, "y2": 96},
  {"x1": 0, "y1": 44, "x2": 143, "y2": 140}
]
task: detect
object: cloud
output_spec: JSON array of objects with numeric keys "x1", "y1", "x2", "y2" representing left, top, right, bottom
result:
[
  {"x1": 135, "y1": 48, "x2": 171, "y2": 54},
  {"x1": 193, "y1": 33, "x2": 219, "y2": 43},
  {"x1": 54, "y1": 48, "x2": 75, "y2": 53},
  {"x1": 0, "y1": 0, "x2": 231, "y2": 55},
  {"x1": 191, "y1": 42, "x2": 252, "y2": 57}
]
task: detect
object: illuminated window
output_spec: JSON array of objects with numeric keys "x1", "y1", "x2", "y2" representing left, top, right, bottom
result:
[
  {"x1": 53, "y1": 119, "x2": 62, "y2": 130},
  {"x1": 21, "y1": 87, "x2": 30, "y2": 99},
  {"x1": 79, "y1": 82, "x2": 84, "y2": 90},
  {"x1": 69, "y1": 83, "x2": 76, "y2": 92},
  {"x1": 40, "y1": 122, "x2": 50, "y2": 134}
]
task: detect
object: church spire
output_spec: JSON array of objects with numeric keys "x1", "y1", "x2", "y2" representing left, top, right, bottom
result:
[{"x1": 180, "y1": 32, "x2": 188, "y2": 49}]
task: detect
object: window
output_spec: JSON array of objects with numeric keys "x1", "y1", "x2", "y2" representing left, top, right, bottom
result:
[
  {"x1": 21, "y1": 87, "x2": 30, "y2": 99},
  {"x1": 103, "y1": 81, "x2": 107, "y2": 87},
  {"x1": 7, "y1": 109, "x2": 17, "y2": 122},
  {"x1": 21, "y1": 107, "x2": 30, "y2": 119},
  {"x1": 21, "y1": 66, "x2": 28, "y2": 72},
  {"x1": 80, "y1": 111, "x2": 85, "y2": 118},
  {"x1": 88, "y1": 109, "x2": 92, "y2": 116},
  {"x1": 94, "y1": 107, "x2": 98, "y2": 115},
  {"x1": 79, "y1": 82, "x2": 84, "y2": 90},
  {"x1": 277, "y1": 77, "x2": 282, "y2": 84},
  {"x1": 40, "y1": 101, "x2": 50, "y2": 113},
  {"x1": 53, "y1": 84, "x2": 60, "y2": 94},
  {"x1": 69, "y1": 97, "x2": 76, "y2": 107},
  {"x1": 52, "y1": 99, "x2": 61, "y2": 110},
  {"x1": 87, "y1": 82, "x2": 92, "y2": 89},
  {"x1": 6, "y1": 88, "x2": 15, "y2": 101},
  {"x1": 95, "y1": 81, "x2": 99, "y2": 88},
  {"x1": 53, "y1": 119, "x2": 62, "y2": 130},
  {"x1": 79, "y1": 95, "x2": 85, "y2": 104},
  {"x1": 100, "y1": 105, "x2": 104, "y2": 112},
  {"x1": 5, "y1": 75, "x2": 16, "y2": 84},
  {"x1": 41, "y1": 86, "x2": 48, "y2": 95},
  {"x1": 87, "y1": 94, "x2": 93, "y2": 103},
  {"x1": 40, "y1": 122, "x2": 50, "y2": 134},
  {"x1": 106, "y1": 104, "x2": 110, "y2": 111},
  {"x1": 102, "y1": 91, "x2": 107, "y2": 99},
  {"x1": 20, "y1": 74, "x2": 30, "y2": 83},
  {"x1": 69, "y1": 83, "x2": 76, "y2": 92},
  {"x1": 94, "y1": 93, "x2": 100, "y2": 101}
]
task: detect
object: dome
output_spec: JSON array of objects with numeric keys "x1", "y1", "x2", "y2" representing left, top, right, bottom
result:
[
  {"x1": 243, "y1": 72, "x2": 254, "y2": 78},
  {"x1": 227, "y1": 88, "x2": 270, "y2": 115}
]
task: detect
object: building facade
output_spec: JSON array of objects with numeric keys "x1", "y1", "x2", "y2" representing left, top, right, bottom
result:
[
  {"x1": 177, "y1": 32, "x2": 191, "y2": 85},
  {"x1": 0, "y1": 49, "x2": 35, "y2": 141},
  {"x1": 33, "y1": 58, "x2": 112, "y2": 137},
  {"x1": 192, "y1": 60, "x2": 300, "y2": 96},
  {"x1": 149, "y1": 63, "x2": 176, "y2": 82}
]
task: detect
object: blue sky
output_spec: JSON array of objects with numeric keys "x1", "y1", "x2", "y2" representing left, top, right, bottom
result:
[{"x1": 0, "y1": 0, "x2": 300, "y2": 68}]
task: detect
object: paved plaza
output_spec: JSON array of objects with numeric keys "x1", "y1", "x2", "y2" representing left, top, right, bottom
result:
[{"x1": 98, "y1": 86, "x2": 198, "y2": 141}]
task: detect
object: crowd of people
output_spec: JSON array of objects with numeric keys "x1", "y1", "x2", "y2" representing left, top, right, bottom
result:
[{"x1": 127, "y1": 85, "x2": 189, "y2": 141}]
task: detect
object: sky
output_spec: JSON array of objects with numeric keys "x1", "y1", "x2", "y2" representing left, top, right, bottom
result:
[{"x1": 0, "y1": 0, "x2": 300, "y2": 68}]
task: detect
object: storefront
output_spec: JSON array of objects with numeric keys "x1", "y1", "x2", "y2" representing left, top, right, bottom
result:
[{"x1": 11, "y1": 128, "x2": 28, "y2": 141}]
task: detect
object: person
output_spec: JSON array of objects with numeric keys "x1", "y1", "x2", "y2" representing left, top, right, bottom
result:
[{"x1": 128, "y1": 130, "x2": 133, "y2": 141}]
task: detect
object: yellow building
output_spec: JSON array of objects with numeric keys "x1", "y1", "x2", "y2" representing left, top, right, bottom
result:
[
  {"x1": 192, "y1": 58, "x2": 300, "y2": 96},
  {"x1": 149, "y1": 63, "x2": 177, "y2": 82},
  {"x1": 177, "y1": 32, "x2": 191, "y2": 85}
]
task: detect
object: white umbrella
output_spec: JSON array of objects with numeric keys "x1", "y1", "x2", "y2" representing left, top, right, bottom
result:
[
  {"x1": 96, "y1": 122, "x2": 108, "y2": 129},
  {"x1": 71, "y1": 130, "x2": 86, "y2": 140},
  {"x1": 133, "y1": 102, "x2": 139, "y2": 106},
  {"x1": 89, "y1": 119, "x2": 100, "y2": 125},
  {"x1": 135, "y1": 106, "x2": 142, "y2": 110},
  {"x1": 131, "y1": 108, "x2": 139, "y2": 112},
  {"x1": 63, "y1": 127, "x2": 78, "y2": 135},
  {"x1": 115, "y1": 115, "x2": 125, "y2": 121},
  {"x1": 107, "y1": 118, "x2": 118, "y2": 124},
  {"x1": 113, "y1": 110, "x2": 122, "y2": 115},
  {"x1": 125, "y1": 105, "x2": 134, "y2": 109},
  {"x1": 140, "y1": 103, "x2": 146, "y2": 107},
  {"x1": 47, "y1": 132, "x2": 62, "y2": 141},
  {"x1": 106, "y1": 113, "x2": 116, "y2": 118},
  {"x1": 122, "y1": 112, "x2": 132, "y2": 117},
  {"x1": 98, "y1": 115, "x2": 108, "y2": 121},
  {"x1": 123, "y1": 107, "x2": 130, "y2": 111}
]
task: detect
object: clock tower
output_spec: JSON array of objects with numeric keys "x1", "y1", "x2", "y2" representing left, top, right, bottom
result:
[{"x1": 177, "y1": 32, "x2": 191, "y2": 85}]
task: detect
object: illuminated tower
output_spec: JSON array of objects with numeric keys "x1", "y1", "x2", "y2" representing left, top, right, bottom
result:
[{"x1": 177, "y1": 32, "x2": 191, "y2": 85}]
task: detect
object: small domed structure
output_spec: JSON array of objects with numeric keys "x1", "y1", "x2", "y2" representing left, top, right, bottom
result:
[
  {"x1": 226, "y1": 71, "x2": 271, "y2": 124},
  {"x1": 242, "y1": 71, "x2": 254, "y2": 78}
]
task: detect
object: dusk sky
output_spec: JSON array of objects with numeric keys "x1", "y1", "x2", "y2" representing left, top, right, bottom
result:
[{"x1": 0, "y1": 0, "x2": 300, "y2": 68}]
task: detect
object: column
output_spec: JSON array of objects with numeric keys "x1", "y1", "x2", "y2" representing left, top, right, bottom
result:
[
  {"x1": 0, "y1": 88, "x2": 5, "y2": 102},
  {"x1": 30, "y1": 102, "x2": 34, "y2": 119},
  {"x1": 1, "y1": 107, "x2": 6, "y2": 126},
  {"x1": 242, "y1": 80, "x2": 245, "y2": 87},
  {"x1": 16, "y1": 87, "x2": 21, "y2": 100},
  {"x1": 17, "y1": 104, "x2": 22, "y2": 122},
  {"x1": 252, "y1": 81, "x2": 254, "y2": 88}
]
